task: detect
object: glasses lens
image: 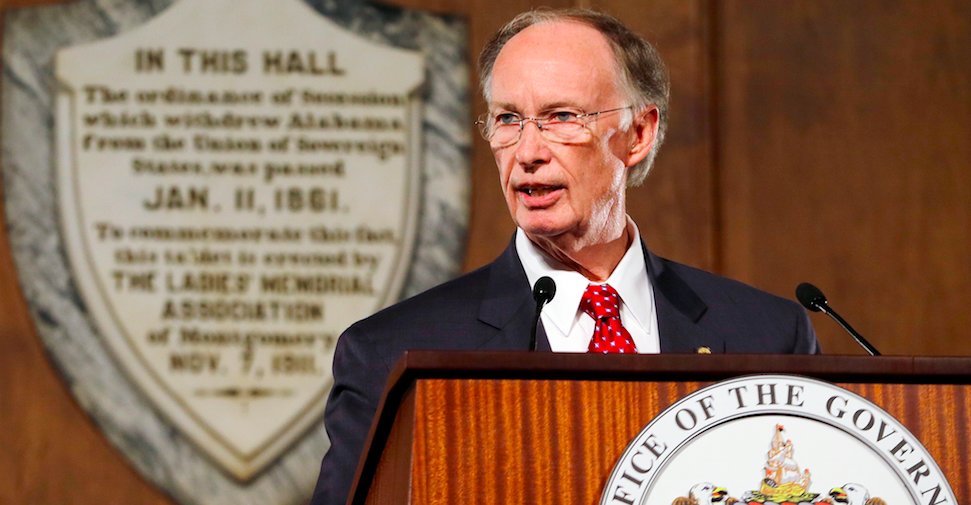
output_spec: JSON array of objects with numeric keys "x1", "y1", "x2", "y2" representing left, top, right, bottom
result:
[
  {"x1": 490, "y1": 124, "x2": 521, "y2": 146},
  {"x1": 542, "y1": 122, "x2": 588, "y2": 144}
]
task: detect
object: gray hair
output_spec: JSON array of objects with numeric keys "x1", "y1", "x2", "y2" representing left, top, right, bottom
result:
[{"x1": 478, "y1": 8, "x2": 670, "y2": 186}]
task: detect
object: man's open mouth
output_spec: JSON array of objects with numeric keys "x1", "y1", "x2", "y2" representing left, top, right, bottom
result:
[{"x1": 519, "y1": 185, "x2": 562, "y2": 197}]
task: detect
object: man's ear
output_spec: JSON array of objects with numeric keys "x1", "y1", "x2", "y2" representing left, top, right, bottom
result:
[{"x1": 625, "y1": 106, "x2": 659, "y2": 167}]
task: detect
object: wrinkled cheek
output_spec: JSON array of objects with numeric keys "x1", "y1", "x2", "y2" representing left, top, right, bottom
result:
[
  {"x1": 494, "y1": 151, "x2": 512, "y2": 183},
  {"x1": 498, "y1": 171, "x2": 513, "y2": 203},
  {"x1": 492, "y1": 146, "x2": 508, "y2": 173},
  {"x1": 498, "y1": 175, "x2": 518, "y2": 216}
]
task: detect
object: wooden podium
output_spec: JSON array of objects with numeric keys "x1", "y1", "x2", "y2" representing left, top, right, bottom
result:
[{"x1": 346, "y1": 352, "x2": 971, "y2": 505}]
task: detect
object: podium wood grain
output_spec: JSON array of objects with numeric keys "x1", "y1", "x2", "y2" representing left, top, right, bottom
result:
[{"x1": 359, "y1": 354, "x2": 970, "y2": 505}]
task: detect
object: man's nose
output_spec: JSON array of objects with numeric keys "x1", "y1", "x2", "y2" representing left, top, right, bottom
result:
[{"x1": 514, "y1": 121, "x2": 551, "y2": 169}]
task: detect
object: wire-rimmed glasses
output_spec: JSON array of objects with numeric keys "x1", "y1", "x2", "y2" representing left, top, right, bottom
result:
[{"x1": 475, "y1": 106, "x2": 633, "y2": 147}]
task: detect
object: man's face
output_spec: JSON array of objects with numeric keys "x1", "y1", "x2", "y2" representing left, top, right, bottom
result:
[{"x1": 487, "y1": 21, "x2": 650, "y2": 248}]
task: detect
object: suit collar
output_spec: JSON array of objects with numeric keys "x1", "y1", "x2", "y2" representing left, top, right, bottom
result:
[
  {"x1": 643, "y1": 243, "x2": 707, "y2": 321},
  {"x1": 476, "y1": 238, "x2": 551, "y2": 351},
  {"x1": 643, "y1": 243, "x2": 716, "y2": 353},
  {"x1": 477, "y1": 238, "x2": 531, "y2": 328}
]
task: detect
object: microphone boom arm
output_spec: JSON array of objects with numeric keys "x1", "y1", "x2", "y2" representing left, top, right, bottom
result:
[
  {"x1": 796, "y1": 282, "x2": 881, "y2": 356},
  {"x1": 815, "y1": 303, "x2": 881, "y2": 356}
]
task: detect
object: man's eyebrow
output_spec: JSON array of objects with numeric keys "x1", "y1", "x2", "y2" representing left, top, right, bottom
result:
[
  {"x1": 488, "y1": 101, "x2": 582, "y2": 113},
  {"x1": 538, "y1": 101, "x2": 581, "y2": 111},
  {"x1": 489, "y1": 101, "x2": 518, "y2": 112}
]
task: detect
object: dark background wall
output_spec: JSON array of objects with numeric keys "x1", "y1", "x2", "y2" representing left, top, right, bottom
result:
[{"x1": 1, "y1": 0, "x2": 969, "y2": 503}]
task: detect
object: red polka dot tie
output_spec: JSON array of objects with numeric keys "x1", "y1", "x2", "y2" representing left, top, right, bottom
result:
[{"x1": 581, "y1": 283, "x2": 637, "y2": 354}]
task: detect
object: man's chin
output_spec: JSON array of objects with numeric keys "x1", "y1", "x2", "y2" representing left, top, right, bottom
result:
[
  {"x1": 512, "y1": 206, "x2": 582, "y2": 239},
  {"x1": 518, "y1": 219, "x2": 572, "y2": 242}
]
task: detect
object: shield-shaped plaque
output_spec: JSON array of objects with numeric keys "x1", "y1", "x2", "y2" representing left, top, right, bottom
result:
[{"x1": 54, "y1": 0, "x2": 423, "y2": 481}]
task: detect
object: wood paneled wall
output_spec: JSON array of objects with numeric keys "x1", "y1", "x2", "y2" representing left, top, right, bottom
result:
[
  {"x1": 716, "y1": 0, "x2": 971, "y2": 356},
  {"x1": 1, "y1": 0, "x2": 969, "y2": 503}
]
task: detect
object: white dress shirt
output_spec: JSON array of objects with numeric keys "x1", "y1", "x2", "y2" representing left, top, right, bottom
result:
[{"x1": 515, "y1": 220, "x2": 660, "y2": 353}]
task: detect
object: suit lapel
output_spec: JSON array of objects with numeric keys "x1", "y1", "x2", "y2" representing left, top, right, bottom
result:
[
  {"x1": 475, "y1": 238, "x2": 551, "y2": 351},
  {"x1": 644, "y1": 244, "x2": 718, "y2": 353}
]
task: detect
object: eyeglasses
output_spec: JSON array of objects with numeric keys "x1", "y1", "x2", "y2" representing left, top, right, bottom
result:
[{"x1": 475, "y1": 106, "x2": 633, "y2": 148}]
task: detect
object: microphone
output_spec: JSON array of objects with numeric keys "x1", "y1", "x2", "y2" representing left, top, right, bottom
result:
[
  {"x1": 795, "y1": 282, "x2": 881, "y2": 356},
  {"x1": 529, "y1": 276, "x2": 556, "y2": 351}
]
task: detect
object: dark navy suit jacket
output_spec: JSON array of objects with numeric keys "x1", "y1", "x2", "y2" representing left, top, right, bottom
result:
[{"x1": 310, "y1": 239, "x2": 818, "y2": 505}]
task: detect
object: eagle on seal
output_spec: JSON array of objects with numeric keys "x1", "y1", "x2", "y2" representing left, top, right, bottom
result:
[
  {"x1": 671, "y1": 482, "x2": 739, "y2": 505},
  {"x1": 813, "y1": 483, "x2": 887, "y2": 505}
]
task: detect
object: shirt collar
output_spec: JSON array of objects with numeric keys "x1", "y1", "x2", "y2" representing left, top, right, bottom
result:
[{"x1": 515, "y1": 218, "x2": 652, "y2": 336}]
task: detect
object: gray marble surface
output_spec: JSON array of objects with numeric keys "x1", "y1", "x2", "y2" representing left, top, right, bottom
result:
[{"x1": 1, "y1": 1, "x2": 469, "y2": 504}]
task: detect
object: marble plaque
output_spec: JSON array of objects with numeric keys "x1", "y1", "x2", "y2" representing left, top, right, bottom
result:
[
  {"x1": 3, "y1": 0, "x2": 469, "y2": 503},
  {"x1": 56, "y1": 0, "x2": 425, "y2": 479}
]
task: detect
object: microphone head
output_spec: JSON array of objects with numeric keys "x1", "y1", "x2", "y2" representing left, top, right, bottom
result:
[
  {"x1": 532, "y1": 276, "x2": 556, "y2": 304},
  {"x1": 795, "y1": 282, "x2": 827, "y2": 312}
]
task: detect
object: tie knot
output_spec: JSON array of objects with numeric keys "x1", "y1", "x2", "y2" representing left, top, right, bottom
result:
[{"x1": 580, "y1": 283, "x2": 622, "y2": 320}]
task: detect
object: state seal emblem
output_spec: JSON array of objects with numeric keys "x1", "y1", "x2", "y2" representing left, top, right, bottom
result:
[
  {"x1": 600, "y1": 375, "x2": 956, "y2": 505},
  {"x1": 669, "y1": 424, "x2": 888, "y2": 505}
]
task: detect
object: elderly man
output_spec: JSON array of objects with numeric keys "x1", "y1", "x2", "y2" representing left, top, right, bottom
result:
[{"x1": 310, "y1": 8, "x2": 818, "y2": 505}]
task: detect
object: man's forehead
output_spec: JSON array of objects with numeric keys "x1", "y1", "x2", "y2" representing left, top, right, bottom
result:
[
  {"x1": 506, "y1": 19, "x2": 610, "y2": 46},
  {"x1": 494, "y1": 20, "x2": 615, "y2": 69},
  {"x1": 489, "y1": 20, "x2": 622, "y2": 108}
]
